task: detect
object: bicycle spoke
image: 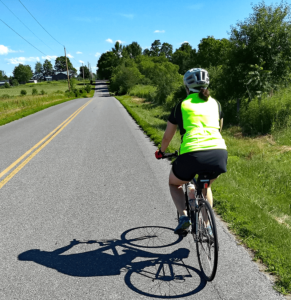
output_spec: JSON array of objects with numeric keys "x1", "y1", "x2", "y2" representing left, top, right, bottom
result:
[{"x1": 125, "y1": 262, "x2": 205, "y2": 298}]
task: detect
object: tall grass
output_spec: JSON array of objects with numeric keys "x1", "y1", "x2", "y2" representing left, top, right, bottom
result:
[
  {"x1": 128, "y1": 84, "x2": 157, "y2": 101},
  {"x1": 240, "y1": 87, "x2": 291, "y2": 136}
]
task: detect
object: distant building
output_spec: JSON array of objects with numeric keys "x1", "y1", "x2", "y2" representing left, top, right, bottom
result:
[
  {"x1": 52, "y1": 72, "x2": 72, "y2": 81},
  {"x1": 0, "y1": 80, "x2": 10, "y2": 86},
  {"x1": 45, "y1": 76, "x2": 52, "y2": 81},
  {"x1": 28, "y1": 80, "x2": 38, "y2": 84}
]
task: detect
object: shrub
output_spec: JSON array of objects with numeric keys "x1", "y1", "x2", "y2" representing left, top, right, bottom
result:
[
  {"x1": 110, "y1": 60, "x2": 143, "y2": 95},
  {"x1": 73, "y1": 89, "x2": 80, "y2": 97},
  {"x1": 20, "y1": 90, "x2": 27, "y2": 96},
  {"x1": 4, "y1": 82, "x2": 10, "y2": 88},
  {"x1": 32, "y1": 88, "x2": 38, "y2": 95},
  {"x1": 12, "y1": 79, "x2": 19, "y2": 86},
  {"x1": 70, "y1": 78, "x2": 76, "y2": 90},
  {"x1": 0, "y1": 94, "x2": 10, "y2": 99},
  {"x1": 85, "y1": 84, "x2": 91, "y2": 93},
  {"x1": 40, "y1": 89, "x2": 46, "y2": 95}
]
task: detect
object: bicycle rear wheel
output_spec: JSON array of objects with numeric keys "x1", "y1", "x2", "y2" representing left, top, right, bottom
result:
[{"x1": 195, "y1": 199, "x2": 218, "y2": 281}]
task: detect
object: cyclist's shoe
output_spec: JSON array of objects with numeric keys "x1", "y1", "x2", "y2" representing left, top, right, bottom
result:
[
  {"x1": 174, "y1": 216, "x2": 191, "y2": 235},
  {"x1": 202, "y1": 225, "x2": 214, "y2": 243},
  {"x1": 206, "y1": 225, "x2": 213, "y2": 237}
]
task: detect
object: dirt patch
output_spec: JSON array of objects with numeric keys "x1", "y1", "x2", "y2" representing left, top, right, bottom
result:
[{"x1": 131, "y1": 97, "x2": 145, "y2": 103}]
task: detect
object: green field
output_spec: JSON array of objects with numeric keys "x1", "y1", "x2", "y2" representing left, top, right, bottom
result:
[
  {"x1": 0, "y1": 80, "x2": 70, "y2": 97},
  {"x1": 0, "y1": 80, "x2": 95, "y2": 126},
  {"x1": 116, "y1": 94, "x2": 291, "y2": 295}
]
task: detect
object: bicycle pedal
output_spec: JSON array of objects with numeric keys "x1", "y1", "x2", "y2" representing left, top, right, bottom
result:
[{"x1": 180, "y1": 231, "x2": 188, "y2": 237}]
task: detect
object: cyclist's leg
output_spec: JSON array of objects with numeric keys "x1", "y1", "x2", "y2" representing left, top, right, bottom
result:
[
  {"x1": 169, "y1": 169, "x2": 189, "y2": 216},
  {"x1": 202, "y1": 179, "x2": 216, "y2": 207},
  {"x1": 202, "y1": 179, "x2": 216, "y2": 227}
]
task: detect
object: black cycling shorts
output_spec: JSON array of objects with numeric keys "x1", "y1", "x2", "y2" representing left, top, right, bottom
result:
[{"x1": 172, "y1": 149, "x2": 228, "y2": 181}]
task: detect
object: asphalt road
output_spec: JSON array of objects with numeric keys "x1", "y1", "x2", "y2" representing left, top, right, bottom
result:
[{"x1": 0, "y1": 81, "x2": 285, "y2": 299}]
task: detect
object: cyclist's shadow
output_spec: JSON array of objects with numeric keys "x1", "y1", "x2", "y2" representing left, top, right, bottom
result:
[{"x1": 18, "y1": 226, "x2": 206, "y2": 298}]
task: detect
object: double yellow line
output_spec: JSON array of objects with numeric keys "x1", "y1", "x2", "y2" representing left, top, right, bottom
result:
[{"x1": 0, "y1": 99, "x2": 93, "y2": 190}]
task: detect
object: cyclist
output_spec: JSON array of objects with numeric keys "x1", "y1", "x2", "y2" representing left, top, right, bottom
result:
[{"x1": 155, "y1": 68, "x2": 227, "y2": 235}]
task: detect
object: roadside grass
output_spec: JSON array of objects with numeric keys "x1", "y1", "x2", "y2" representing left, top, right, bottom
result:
[
  {"x1": 0, "y1": 81, "x2": 95, "y2": 126},
  {"x1": 0, "y1": 80, "x2": 69, "y2": 97},
  {"x1": 116, "y1": 94, "x2": 291, "y2": 295}
]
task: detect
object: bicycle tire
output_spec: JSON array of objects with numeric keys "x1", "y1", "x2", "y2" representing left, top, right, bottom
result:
[
  {"x1": 124, "y1": 261, "x2": 205, "y2": 298},
  {"x1": 195, "y1": 199, "x2": 218, "y2": 281}
]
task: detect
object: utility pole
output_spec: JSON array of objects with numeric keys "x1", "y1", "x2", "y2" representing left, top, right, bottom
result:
[
  {"x1": 82, "y1": 63, "x2": 85, "y2": 85},
  {"x1": 64, "y1": 47, "x2": 71, "y2": 91}
]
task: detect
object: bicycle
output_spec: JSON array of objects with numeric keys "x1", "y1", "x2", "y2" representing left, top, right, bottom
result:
[{"x1": 162, "y1": 151, "x2": 219, "y2": 281}]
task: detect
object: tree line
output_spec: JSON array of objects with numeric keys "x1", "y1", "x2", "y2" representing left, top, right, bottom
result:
[
  {"x1": 1, "y1": 56, "x2": 93, "y2": 87},
  {"x1": 97, "y1": 1, "x2": 291, "y2": 119}
]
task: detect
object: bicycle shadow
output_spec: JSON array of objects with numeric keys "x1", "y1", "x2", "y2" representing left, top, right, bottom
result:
[{"x1": 18, "y1": 226, "x2": 206, "y2": 298}]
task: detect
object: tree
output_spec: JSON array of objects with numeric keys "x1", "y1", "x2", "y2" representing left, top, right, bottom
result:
[
  {"x1": 179, "y1": 42, "x2": 192, "y2": 53},
  {"x1": 0, "y1": 70, "x2": 7, "y2": 81},
  {"x1": 97, "y1": 51, "x2": 118, "y2": 79},
  {"x1": 227, "y1": 1, "x2": 291, "y2": 99},
  {"x1": 196, "y1": 36, "x2": 232, "y2": 68},
  {"x1": 13, "y1": 64, "x2": 33, "y2": 83},
  {"x1": 112, "y1": 41, "x2": 123, "y2": 59},
  {"x1": 34, "y1": 62, "x2": 43, "y2": 80},
  {"x1": 79, "y1": 65, "x2": 90, "y2": 79},
  {"x1": 160, "y1": 43, "x2": 173, "y2": 60},
  {"x1": 126, "y1": 41, "x2": 142, "y2": 58},
  {"x1": 172, "y1": 43, "x2": 194, "y2": 74},
  {"x1": 150, "y1": 40, "x2": 161, "y2": 56},
  {"x1": 54, "y1": 56, "x2": 76, "y2": 75},
  {"x1": 43, "y1": 59, "x2": 53, "y2": 77},
  {"x1": 143, "y1": 48, "x2": 151, "y2": 56}
]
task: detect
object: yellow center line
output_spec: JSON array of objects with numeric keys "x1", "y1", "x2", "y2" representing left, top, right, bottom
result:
[
  {"x1": 0, "y1": 100, "x2": 90, "y2": 180},
  {"x1": 0, "y1": 99, "x2": 93, "y2": 189}
]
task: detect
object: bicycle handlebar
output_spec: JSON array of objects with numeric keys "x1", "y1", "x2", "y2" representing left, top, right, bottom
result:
[{"x1": 162, "y1": 151, "x2": 178, "y2": 159}]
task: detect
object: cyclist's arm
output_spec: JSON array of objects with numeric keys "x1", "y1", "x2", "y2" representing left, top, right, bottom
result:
[
  {"x1": 220, "y1": 118, "x2": 223, "y2": 132},
  {"x1": 161, "y1": 121, "x2": 177, "y2": 152}
]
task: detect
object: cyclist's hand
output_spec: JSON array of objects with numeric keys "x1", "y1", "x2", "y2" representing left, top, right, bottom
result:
[{"x1": 155, "y1": 149, "x2": 165, "y2": 159}]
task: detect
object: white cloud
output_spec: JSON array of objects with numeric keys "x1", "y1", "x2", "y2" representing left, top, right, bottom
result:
[
  {"x1": 42, "y1": 55, "x2": 57, "y2": 61},
  {"x1": 119, "y1": 13, "x2": 134, "y2": 19},
  {"x1": 76, "y1": 51, "x2": 82, "y2": 54},
  {"x1": 95, "y1": 52, "x2": 101, "y2": 57},
  {"x1": 67, "y1": 54, "x2": 74, "y2": 58},
  {"x1": 0, "y1": 45, "x2": 23, "y2": 55},
  {"x1": 115, "y1": 40, "x2": 125, "y2": 44},
  {"x1": 79, "y1": 60, "x2": 84, "y2": 64},
  {"x1": 106, "y1": 38, "x2": 113, "y2": 43},
  {"x1": 5, "y1": 57, "x2": 40, "y2": 65},
  {"x1": 0, "y1": 45, "x2": 9, "y2": 55},
  {"x1": 181, "y1": 41, "x2": 189, "y2": 44},
  {"x1": 154, "y1": 30, "x2": 165, "y2": 33}
]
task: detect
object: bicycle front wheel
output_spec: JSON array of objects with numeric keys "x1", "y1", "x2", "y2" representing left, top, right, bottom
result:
[{"x1": 196, "y1": 199, "x2": 218, "y2": 281}]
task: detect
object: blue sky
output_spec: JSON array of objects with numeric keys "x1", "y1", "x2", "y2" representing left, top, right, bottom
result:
[{"x1": 1, "y1": 0, "x2": 277, "y2": 76}]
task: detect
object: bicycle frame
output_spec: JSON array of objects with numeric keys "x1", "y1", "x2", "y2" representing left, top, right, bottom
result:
[{"x1": 183, "y1": 176, "x2": 211, "y2": 240}]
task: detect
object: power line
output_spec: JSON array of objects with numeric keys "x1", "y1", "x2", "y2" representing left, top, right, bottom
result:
[
  {"x1": 0, "y1": 0, "x2": 55, "y2": 52},
  {"x1": 0, "y1": 19, "x2": 47, "y2": 56},
  {"x1": 18, "y1": 0, "x2": 64, "y2": 47}
]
